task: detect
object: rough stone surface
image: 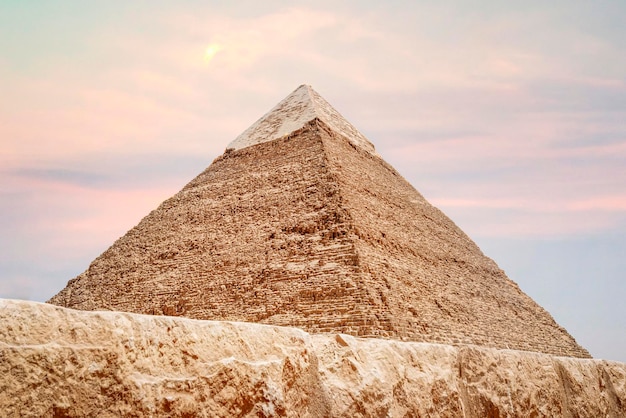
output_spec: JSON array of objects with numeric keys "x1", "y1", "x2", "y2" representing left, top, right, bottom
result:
[
  {"x1": 1, "y1": 300, "x2": 624, "y2": 417},
  {"x1": 49, "y1": 86, "x2": 589, "y2": 358}
]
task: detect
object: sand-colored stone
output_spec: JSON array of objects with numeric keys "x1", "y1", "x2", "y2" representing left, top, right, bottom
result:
[
  {"x1": 1, "y1": 299, "x2": 624, "y2": 417},
  {"x1": 48, "y1": 86, "x2": 589, "y2": 358}
]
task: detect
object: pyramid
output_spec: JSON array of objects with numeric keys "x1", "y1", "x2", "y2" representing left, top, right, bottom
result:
[{"x1": 49, "y1": 85, "x2": 590, "y2": 358}]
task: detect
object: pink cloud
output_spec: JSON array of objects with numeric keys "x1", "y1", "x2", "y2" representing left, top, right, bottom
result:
[
  {"x1": 442, "y1": 205, "x2": 624, "y2": 239},
  {"x1": 433, "y1": 195, "x2": 626, "y2": 214},
  {"x1": 568, "y1": 196, "x2": 626, "y2": 212},
  {"x1": 5, "y1": 174, "x2": 177, "y2": 256},
  {"x1": 0, "y1": 78, "x2": 228, "y2": 166},
  {"x1": 431, "y1": 197, "x2": 532, "y2": 210}
]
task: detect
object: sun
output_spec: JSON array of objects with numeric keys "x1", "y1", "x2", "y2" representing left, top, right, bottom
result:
[{"x1": 204, "y1": 44, "x2": 221, "y2": 62}]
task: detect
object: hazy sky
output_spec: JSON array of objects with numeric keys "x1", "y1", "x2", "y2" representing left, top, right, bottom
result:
[{"x1": 1, "y1": 1, "x2": 624, "y2": 362}]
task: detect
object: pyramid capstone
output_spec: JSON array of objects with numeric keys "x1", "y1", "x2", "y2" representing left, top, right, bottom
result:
[
  {"x1": 227, "y1": 84, "x2": 376, "y2": 154},
  {"x1": 49, "y1": 85, "x2": 590, "y2": 358}
]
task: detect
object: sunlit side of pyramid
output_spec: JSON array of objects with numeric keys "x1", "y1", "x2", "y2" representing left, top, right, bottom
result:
[{"x1": 49, "y1": 85, "x2": 590, "y2": 358}]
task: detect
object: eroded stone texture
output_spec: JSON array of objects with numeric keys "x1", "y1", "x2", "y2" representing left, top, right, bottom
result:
[
  {"x1": 1, "y1": 300, "x2": 624, "y2": 417},
  {"x1": 49, "y1": 87, "x2": 589, "y2": 358}
]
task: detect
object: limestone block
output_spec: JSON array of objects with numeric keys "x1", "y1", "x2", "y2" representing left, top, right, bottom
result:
[{"x1": 1, "y1": 300, "x2": 624, "y2": 417}]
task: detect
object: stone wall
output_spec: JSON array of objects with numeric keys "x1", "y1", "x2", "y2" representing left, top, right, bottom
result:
[{"x1": 1, "y1": 300, "x2": 624, "y2": 417}]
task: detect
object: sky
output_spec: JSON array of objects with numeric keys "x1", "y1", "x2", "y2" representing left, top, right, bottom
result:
[{"x1": 1, "y1": 1, "x2": 624, "y2": 362}]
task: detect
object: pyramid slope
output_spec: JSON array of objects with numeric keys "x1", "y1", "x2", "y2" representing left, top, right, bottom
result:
[
  {"x1": 51, "y1": 122, "x2": 369, "y2": 330},
  {"x1": 49, "y1": 87, "x2": 590, "y2": 358},
  {"x1": 317, "y1": 121, "x2": 589, "y2": 357}
]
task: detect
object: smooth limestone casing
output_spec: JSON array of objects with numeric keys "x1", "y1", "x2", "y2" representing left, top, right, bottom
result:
[
  {"x1": 1, "y1": 299, "x2": 624, "y2": 417},
  {"x1": 227, "y1": 84, "x2": 376, "y2": 154}
]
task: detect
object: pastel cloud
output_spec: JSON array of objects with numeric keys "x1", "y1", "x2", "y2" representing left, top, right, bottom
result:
[
  {"x1": 1, "y1": 168, "x2": 180, "y2": 301},
  {"x1": 2, "y1": 2, "x2": 624, "y2": 245}
]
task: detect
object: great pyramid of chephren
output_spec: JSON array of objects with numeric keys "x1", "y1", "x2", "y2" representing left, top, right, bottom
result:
[{"x1": 49, "y1": 85, "x2": 590, "y2": 358}]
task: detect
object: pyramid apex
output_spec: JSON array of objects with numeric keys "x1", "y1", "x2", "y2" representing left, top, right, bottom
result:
[{"x1": 227, "y1": 85, "x2": 376, "y2": 154}]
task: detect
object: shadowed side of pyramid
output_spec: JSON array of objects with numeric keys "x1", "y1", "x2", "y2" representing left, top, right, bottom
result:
[{"x1": 49, "y1": 86, "x2": 590, "y2": 358}]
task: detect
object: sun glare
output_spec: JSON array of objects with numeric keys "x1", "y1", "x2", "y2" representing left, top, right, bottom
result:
[{"x1": 205, "y1": 44, "x2": 221, "y2": 62}]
